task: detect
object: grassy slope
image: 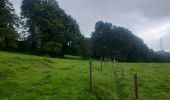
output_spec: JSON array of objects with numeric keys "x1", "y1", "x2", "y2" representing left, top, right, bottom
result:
[{"x1": 0, "y1": 51, "x2": 170, "y2": 100}]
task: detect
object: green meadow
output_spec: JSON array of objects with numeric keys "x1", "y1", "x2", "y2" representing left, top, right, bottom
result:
[{"x1": 0, "y1": 51, "x2": 170, "y2": 100}]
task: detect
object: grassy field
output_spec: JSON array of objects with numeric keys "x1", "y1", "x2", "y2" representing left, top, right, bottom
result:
[{"x1": 0, "y1": 51, "x2": 170, "y2": 100}]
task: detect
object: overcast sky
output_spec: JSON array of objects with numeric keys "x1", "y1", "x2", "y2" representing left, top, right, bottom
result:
[{"x1": 10, "y1": 0, "x2": 170, "y2": 52}]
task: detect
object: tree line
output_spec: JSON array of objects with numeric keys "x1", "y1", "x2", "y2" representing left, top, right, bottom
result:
[{"x1": 0, "y1": 0, "x2": 169, "y2": 62}]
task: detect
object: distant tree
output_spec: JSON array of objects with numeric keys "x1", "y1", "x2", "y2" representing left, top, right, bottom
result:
[
  {"x1": 0, "y1": 0, "x2": 19, "y2": 49},
  {"x1": 61, "y1": 14, "x2": 84, "y2": 56},
  {"x1": 91, "y1": 21, "x2": 153, "y2": 62},
  {"x1": 21, "y1": 0, "x2": 41, "y2": 49},
  {"x1": 153, "y1": 51, "x2": 170, "y2": 62},
  {"x1": 21, "y1": 0, "x2": 85, "y2": 56},
  {"x1": 91, "y1": 21, "x2": 113, "y2": 58},
  {"x1": 79, "y1": 38, "x2": 92, "y2": 58}
]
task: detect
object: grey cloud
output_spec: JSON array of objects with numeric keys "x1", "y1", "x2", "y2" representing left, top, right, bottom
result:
[
  {"x1": 58, "y1": 0, "x2": 170, "y2": 34},
  {"x1": 59, "y1": 0, "x2": 170, "y2": 18}
]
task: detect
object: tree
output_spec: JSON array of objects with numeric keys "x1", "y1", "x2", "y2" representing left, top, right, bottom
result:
[
  {"x1": 21, "y1": 0, "x2": 85, "y2": 56},
  {"x1": 79, "y1": 38, "x2": 92, "y2": 58},
  {"x1": 0, "y1": 0, "x2": 19, "y2": 49},
  {"x1": 21, "y1": 0, "x2": 41, "y2": 49},
  {"x1": 91, "y1": 21, "x2": 153, "y2": 62}
]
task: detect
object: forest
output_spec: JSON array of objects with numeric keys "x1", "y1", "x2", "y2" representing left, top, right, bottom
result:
[{"x1": 0, "y1": 0, "x2": 170, "y2": 62}]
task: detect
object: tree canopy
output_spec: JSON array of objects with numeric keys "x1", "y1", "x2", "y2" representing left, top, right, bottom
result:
[
  {"x1": 91, "y1": 21, "x2": 153, "y2": 62},
  {"x1": 0, "y1": 0, "x2": 19, "y2": 49},
  {"x1": 21, "y1": 0, "x2": 85, "y2": 56}
]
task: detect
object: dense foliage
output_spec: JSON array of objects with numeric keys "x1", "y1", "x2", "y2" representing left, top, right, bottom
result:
[
  {"x1": 21, "y1": 0, "x2": 86, "y2": 57},
  {"x1": 153, "y1": 51, "x2": 170, "y2": 62},
  {"x1": 91, "y1": 21, "x2": 154, "y2": 62},
  {"x1": 0, "y1": 0, "x2": 19, "y2": 49}
]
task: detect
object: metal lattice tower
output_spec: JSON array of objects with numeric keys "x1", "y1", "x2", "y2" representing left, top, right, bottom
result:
[{"x1": 160, "y1": 38, "x2": 164, "y2": 52}]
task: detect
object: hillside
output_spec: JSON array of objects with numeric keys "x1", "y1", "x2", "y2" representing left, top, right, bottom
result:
[{"x1": 0, "y1": 51, "x2": 170, "y2": 99}]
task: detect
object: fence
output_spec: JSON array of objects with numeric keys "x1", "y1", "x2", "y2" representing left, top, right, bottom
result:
[{"x1": 88, "y1": 58, "x2": 139, "y2": 99}]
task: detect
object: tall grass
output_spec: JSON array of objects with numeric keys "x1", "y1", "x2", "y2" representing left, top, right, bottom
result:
[{"x1": 0, "y1": 51, "x2": 170, "y2": 100}]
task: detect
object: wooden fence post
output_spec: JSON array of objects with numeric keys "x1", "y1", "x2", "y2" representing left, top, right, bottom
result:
[
  {"x1": 89, "y1": 59, "x2": 92, "y2": 93},
  {"x1": 104, "y1": 57, "x2": 106, "y2": 67},
  {"x1": 112, "y1": 59, "x2": 114, "y2": 67},
  {"x1": 101, "y1": 57, "x2": 103, "y2": 71},
  {"x1": 117, "y1": 60, "x2": 119, "y2": 71},
  {"x1": 134, "y1": 74, "x2": 138, "y2": 99},
  {"x1": 112, "y1": 59, "x2": 115, "y2": 73},
  {"x1": 120, "y1": 64, "x2": 124, "y2": 79}
]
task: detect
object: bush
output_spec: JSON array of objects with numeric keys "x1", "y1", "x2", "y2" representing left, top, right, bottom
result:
[{"x1": 42, "y1": 42, "x2": 62, "y2": 55}]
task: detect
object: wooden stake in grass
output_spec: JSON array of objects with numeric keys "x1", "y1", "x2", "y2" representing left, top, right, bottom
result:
[
  {"x1": 112, "y1": 59, "x2": 115, "y2": 74},
  {"x1": 112, "y1": 59, "x2": 114, "y2": 67},
  {"x1": 104, "y1": 57, "x2": 106, "y2": 67},
  {"x1": 101, "y1": 57, "x2": 103, "y2": 72},
  {"x1": 89, "y1": 59, "x2": 92, "y2": 93},
  {"x1": 120, "y1": 64, "x2": 124, "y2": 79},
  {"x1": 134, "y1": 74, "x2": 138, "y2": 99},
  {"x1": 116, "y1": 60, "x2": 119, "y2": 72}
]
